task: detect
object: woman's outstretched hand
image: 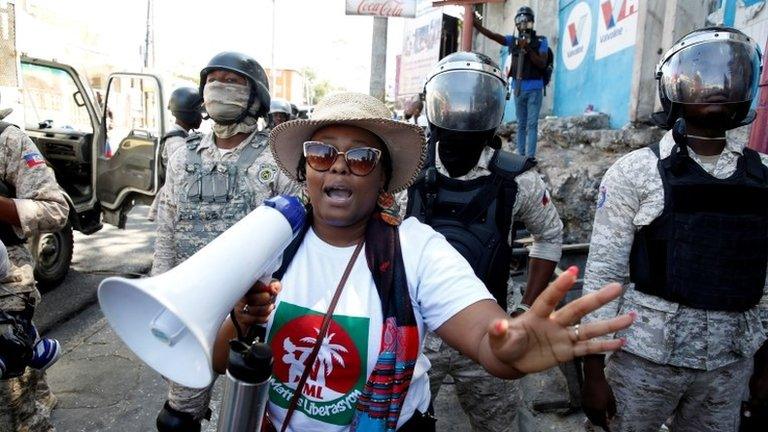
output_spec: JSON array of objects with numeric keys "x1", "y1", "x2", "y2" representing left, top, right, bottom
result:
[{"x1": 489, "y1": 267, "x2": 633, "y2": 374}]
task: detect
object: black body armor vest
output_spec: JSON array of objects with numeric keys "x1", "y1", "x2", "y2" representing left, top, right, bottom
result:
[
  {"x1": 508, "y1": 35, "x2": 547, "y2": 81},
  {"x1": 629, "y1": 143, "x2": 768, "y2": 312},
  {"x1": 406, "y1": 145, "x2": 535, "y2": 309}
]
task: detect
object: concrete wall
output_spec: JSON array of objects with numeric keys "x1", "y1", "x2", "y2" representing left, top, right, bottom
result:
[
  {"x1": 553, "y1": 0, "x2": 639, "y2": 128},
  {"x1": 476, "y1": 0, "x2": 767, "y2": 129},
  {"x1": 628, "y1": 0, "x2": 666, "y2": 123}
]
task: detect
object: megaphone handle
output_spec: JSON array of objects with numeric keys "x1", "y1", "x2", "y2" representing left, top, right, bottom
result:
[
  {"x1": 229, "y1": 309, "x2": 246, "y2": 341},
  {"x1": 246, "y1": 324, "x2": 267, "y2": 343}
]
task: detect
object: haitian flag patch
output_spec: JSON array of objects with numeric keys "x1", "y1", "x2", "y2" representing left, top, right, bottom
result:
[
  {"x1": 23, "y1": 152, "x2": 45, "y2": 168},
  {"x1": 268, "y1": 301, "x2": 369, "y2": 426}
]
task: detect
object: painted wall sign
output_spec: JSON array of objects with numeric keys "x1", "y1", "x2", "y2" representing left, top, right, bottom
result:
[
  {"x1": 595, "y1": 0, "x2": 639, "y2": 59},
  {"x1": 562, "y1": 1, "x2": 593, "y2": 70},
  {"x1": 554, "y1": 0, "x2": 636, "y2": 128},
  {"x1": 345, "y1": 0, "x2": 417, "y2": 18},
  {"x1": 398, "y1": 9, "x2": 443, "y2": 96}
]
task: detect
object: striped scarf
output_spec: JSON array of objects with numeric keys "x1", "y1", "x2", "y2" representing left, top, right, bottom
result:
[{"x1": 350, "y1": 194, "x2": 419, "y2": 431}]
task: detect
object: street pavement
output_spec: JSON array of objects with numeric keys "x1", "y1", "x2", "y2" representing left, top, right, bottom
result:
[{"x1": 39, "y1": 206, "x2": 587, "y2": 431}]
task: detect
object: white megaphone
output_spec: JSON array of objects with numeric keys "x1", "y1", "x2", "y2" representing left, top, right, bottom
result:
[{"x1": 97, "y1": 195, "x2": 306, "y2": 389}]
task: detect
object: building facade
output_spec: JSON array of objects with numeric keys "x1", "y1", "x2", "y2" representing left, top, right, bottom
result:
[{"x1": 476, "y1": 0, "x2": 768, "y2": 129}]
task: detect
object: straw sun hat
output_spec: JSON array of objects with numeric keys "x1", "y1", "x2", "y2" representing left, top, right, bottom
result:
[{"x1": 268, "y1": 92, "x2": 427, "y2": 192}]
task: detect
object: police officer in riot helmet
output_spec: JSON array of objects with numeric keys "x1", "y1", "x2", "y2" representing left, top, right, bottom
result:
[
  {"x1": 407, "y1": 51, "x2": 563, "y2": 431},
  {"x1": 153, "y1": 52, "x2": 298, "y2": 431},
  {"x1": 267, "y1": 97, "x2": 292, "y2": 130},
  {"x1": 580, "y1": 27, "x2": 767, "y2": 431}
]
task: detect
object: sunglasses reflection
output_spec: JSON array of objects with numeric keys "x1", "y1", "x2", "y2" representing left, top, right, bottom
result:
[{"x1": 303, "y1": 141, "x2": 382, "y2": 176}]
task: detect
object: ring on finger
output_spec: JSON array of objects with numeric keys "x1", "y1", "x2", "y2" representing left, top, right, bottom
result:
[{"x1": 569, "y1": 324, "x2": 581, "y2": 341}]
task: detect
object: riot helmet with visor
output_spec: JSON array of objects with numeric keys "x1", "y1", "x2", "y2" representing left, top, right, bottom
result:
[
  {"x1": 424, "y1": 51, "x2": 509, "y2": 133},
  {"x1": 654, "y1": 27, "x2": 762, "y2": 130}
]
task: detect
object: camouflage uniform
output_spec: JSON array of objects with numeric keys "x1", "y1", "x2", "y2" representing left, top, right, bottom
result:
[
  {"x1": 152, "y1": 128, "x2": 298, "y2": 420},
  {"x1": 1, "y1": 125, "x2": 68, "y2": 432},
  {"x1": 423, "y1": 145, "x2": 563, "y2": 432},
  {"x1": 148, "y1": 124, "x2": 190, "y2": 221},
  {"x1": 582, "y1": 131, "x2": 768, "y2": 431}
]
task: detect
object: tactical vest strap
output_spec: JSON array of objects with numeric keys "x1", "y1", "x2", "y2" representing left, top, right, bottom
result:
[
  {"x1": 648, "y1": 142, "x2": 661, "y2": 159},
  {"x1": 161, "y1": 129, "x2": 188, "y2": 145},
  {"x1": 185, "y1": 132, "x2": 203, "y2": 151},
  {"x1": 0, "y1": 122, "x2": 14, "y2": 137},
  {"x1": 185, "y1": 145, "x2": 203, "y2": 167},
  {"x1": 745, "y1": 148, "x2": 767, "y2": 182},
  {"x1": 452, "y1": 150, "x2": 536, "y2": 224},
  {"x1": 489, "y1": 149, "x2": 537, "y2": 178},
  {"x1": 234, "y1": 133, "x2": 269, "y2": 173},
  {"x1": 423, "y1": 167, "x2": 438, "y2": 223}
]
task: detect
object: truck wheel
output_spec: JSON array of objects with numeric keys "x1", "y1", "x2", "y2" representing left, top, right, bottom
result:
[{"x1": 32, "y1": 223, "x2": 74, "y2": 289}]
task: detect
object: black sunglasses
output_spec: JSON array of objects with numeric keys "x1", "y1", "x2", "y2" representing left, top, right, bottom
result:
[{"x1": 303, "y1": 141, "x2": 382, "y2": 176}]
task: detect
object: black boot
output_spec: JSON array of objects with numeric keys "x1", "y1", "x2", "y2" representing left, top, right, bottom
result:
[{"x1": 156, "y1": 401, "x2": 201, "y2": 432}]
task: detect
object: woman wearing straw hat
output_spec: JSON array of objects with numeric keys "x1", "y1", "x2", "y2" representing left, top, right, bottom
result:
[{"x1": 213, "y1": 92, "x2": 634, "y2": 432}]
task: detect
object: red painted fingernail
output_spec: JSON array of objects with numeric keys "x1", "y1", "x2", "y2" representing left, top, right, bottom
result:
[
  {"x1": 567, "y1": 266, "x2": 579, "y2": 277},
  {"x1": 495, "y1": 321, "x2": 506, "y2": 333},
  {"x1": 629, "y1": 311, "x2": 638, "y2": 319},
  {"x1": 620, "y1": 337, "x2": 627, "y2": 346}
]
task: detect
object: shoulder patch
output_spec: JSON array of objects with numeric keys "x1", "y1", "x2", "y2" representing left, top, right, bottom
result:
[
  {"x1": 257, "y1": 163, "x2": 277, "y2": 184},
  {"x1": 22, "y1": 152, "x2": 46, "y2": 168},
  {"x1": 490, "y1": 150, "x2": 536, "y2": 179}
]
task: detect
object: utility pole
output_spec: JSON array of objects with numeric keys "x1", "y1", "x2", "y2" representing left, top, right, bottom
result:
[
  {"x1": 271, "y1": 0, "x2": 277, "y2": 93},
  {"x1": 144, "y1": 0, "x2": 155, "y2": 69},
  {"x1": 369, "y1": 16, "x2": 388, "y2": 101},
  {"x1": 431, "y1": 1, "x2": 504, "y2": 51}
]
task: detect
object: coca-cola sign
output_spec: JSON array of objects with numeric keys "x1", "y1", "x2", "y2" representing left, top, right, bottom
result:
[{"x1": 345, "y1": 0, "x2": 417, "y2": 18}]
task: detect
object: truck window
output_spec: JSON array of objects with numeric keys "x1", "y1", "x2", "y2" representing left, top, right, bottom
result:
[
  {"x1": 21, "y1": 63, "x2": 93, "y2": 133},
  {"x1": 104, "y1": 75, "x2": 162, "y2": 158}
]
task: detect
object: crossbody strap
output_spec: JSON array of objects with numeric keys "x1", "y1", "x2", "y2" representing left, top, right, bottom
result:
[{"x1": 280, "y1": 240, "x2": 365, "y2": 432}]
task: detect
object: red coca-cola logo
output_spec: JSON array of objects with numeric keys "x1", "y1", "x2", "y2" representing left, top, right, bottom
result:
[
  {"x1": 356, "y1": 0, "x2": 406, "y2": 17},
  {"x1": 272, "y1": 315, "x2": 362, "y2": 401}
]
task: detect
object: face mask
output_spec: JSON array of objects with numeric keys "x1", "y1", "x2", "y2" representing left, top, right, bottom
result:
[
  {"x1": 203, "y1": 81, "x2": 253, "y2": 123},
  {"x1": 437, "y1": 130, "x2": 491, "y2": 177}
]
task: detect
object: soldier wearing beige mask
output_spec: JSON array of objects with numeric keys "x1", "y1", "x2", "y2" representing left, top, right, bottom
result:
[{"x1": 152, "y1": 52, "x2": 299, "y2": 431}]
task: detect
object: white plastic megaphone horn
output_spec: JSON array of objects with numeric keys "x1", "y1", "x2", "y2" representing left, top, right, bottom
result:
[{"x1": 97, "y1": 195, "x2": 306, "y2": 389}]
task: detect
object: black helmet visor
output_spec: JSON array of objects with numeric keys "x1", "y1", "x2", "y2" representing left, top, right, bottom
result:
[
  {"x1": 660, "y1": 39, "x2": 761, "y2": 105},
  {"x1": 425, "y1": 70, "x2": 507, "y2": 132}
]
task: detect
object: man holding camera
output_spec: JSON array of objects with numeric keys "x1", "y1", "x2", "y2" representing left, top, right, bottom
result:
[{"x1": 474, "y1": 6, "x2": 550, "y2": 158}]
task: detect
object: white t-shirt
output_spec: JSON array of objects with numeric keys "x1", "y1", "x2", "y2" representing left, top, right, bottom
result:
[{"x1": 265, "y1": 217, "x2": 494, "y2": 431}]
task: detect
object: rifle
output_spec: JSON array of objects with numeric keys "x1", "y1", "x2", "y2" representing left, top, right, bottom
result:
[{"x1": 515, "y1": 32, "x2": 529, "y2": 97}]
